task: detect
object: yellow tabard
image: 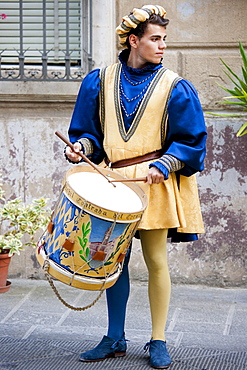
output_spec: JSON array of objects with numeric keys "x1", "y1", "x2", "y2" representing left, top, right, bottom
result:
[{"x1": 99, "y1": 63, "x2": 204, "y2": 233}]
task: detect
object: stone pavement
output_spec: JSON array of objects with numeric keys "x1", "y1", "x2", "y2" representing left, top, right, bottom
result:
[{"x1": 0, "y1": 278, "x2": 246, "y2": 369}]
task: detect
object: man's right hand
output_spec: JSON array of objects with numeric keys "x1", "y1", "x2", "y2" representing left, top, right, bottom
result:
[{"x1": 65, "y1": 142, "x2": 82, "y2": 162}]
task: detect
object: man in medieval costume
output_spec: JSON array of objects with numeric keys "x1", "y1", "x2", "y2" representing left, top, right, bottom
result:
[{"x1": 65, "y1": 4, "x2": 207, "y2": 369}]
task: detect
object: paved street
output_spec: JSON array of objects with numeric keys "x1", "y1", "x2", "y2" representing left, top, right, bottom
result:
[{"x1": 0, "y1": 279, "x2": 246, "y2": 369}]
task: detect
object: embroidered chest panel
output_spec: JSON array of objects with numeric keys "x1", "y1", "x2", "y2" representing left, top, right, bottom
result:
[{"x1": 100, "y1": 63, "x2": 181, "y2": 145}]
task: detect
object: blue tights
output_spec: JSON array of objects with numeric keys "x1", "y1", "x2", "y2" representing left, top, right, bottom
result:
[{"x1": 106, "y1": 247, "x2": 131, "y2": 340}]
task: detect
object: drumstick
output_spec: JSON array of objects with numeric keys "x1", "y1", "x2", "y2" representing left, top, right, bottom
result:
[
  {"x1": 55, "y1": 131, "x2": 116, "y2": 187},
  {"x1": 110, "y1": 177, "x2": 147, "y2": 183}
]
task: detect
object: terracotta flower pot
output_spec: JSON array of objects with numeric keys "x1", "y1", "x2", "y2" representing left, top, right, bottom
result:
[{"x1": 0, "y1": 253, "x2": 12, "y2": 293}]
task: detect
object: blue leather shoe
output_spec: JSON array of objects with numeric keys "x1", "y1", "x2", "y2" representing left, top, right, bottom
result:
[
  {"x1": 79, "y1": 335, "x2": 127, "y2": 362},
  {"x1": 144, "y1": 339, "x2": 172, "y2": 369}
]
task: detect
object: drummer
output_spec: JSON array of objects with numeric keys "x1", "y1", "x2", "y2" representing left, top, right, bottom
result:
[{"x1": 65, "y1": 4, "x2": 207, "y2": 369}]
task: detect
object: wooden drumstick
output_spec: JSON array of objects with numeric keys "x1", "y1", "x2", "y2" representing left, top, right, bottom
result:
[
  {"x1": 55, "y1": 131, "x2": 116, "y2": 187},
  {"x1": 110, "y1": 177, "x2": 147, "y2": 183}
]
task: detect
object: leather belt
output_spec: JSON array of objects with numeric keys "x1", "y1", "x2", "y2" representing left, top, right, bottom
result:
[{"x1": 104, "y1": 149, "x2": 163, "y2": 169}]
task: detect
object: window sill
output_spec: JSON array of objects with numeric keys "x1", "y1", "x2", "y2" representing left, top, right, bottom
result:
[{"x1": 0, "y1": 80, "x2": 82, "y2": 103}]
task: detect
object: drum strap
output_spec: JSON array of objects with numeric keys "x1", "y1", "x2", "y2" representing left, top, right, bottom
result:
[{"x1": 104, "y1": 149, "x2": 163, "y2": 169}]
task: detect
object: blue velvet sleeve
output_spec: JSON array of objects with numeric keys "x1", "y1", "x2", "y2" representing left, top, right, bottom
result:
[
  {"x1": 163, "y1": 79, "x2": 207, "y2": 177},
  {"x1": 68, "y1": 69, "x2": 105, "y2": 164}
]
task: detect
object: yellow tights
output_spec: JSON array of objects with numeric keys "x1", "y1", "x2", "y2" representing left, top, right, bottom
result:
[{"x1": 139, "y1": 229, "x2": 170, "y2": 341}]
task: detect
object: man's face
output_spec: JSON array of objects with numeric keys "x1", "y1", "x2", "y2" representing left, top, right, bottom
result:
[{"x1": 134, "y1": 24, "x2": 167, "y2": 65}]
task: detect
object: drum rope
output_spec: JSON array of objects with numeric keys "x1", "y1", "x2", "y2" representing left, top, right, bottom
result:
[{"x1": 43, "y1": 259, "x2": 104, "y2": 311}]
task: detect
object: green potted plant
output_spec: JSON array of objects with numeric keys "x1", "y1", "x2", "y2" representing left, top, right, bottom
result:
[
  {"x1": 208, "y1": 42, "x2": 247, "y2": 137},
  {"x1": 0, "y1": 177, "x2": 50, "y2": 293}
]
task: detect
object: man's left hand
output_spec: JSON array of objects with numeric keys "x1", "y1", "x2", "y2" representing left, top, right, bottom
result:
[{"x1": 146, "y1": 167, "x2": 165, "y2": 184}]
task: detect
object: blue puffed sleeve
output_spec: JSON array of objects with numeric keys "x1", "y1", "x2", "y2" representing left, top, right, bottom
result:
[
  {"x1": 164, "y1": 79, "x2": 207, "y2": 176},
  {"x1": 68, "y1": 69, "x2": 105, "y2": 164}
]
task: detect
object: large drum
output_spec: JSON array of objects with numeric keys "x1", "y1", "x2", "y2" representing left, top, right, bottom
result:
[{"x1": 36, "y1": 164, "x2": 147, "y2": 291}]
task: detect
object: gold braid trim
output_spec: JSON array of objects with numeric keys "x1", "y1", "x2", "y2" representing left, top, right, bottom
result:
[
  {"x1": 80, "y1": 138, "x2": 93, "y2": 156},
  {"x1": 156, "y1": 154, "x2": 185, "y2": 173}
]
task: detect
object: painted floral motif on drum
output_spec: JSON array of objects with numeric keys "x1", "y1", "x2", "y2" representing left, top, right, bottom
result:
[
  {"x1": 59, "y1": 213, "x2": 131, "y2": 275},
  {"x1": 41, "y1": 191, "x2": 137, "y2": 283}
]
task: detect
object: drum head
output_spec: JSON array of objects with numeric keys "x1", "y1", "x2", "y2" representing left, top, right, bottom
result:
[
  {"x1": 64, "y1": 164, "x2": 147, "y2": 216},
  {"x1": 67, "y1": 172, "x2": 143, "y2": 213}
]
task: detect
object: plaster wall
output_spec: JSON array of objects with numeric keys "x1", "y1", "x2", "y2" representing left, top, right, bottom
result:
[{"x1": 1, "y1": 0, "x2": 247, "y2": 287}]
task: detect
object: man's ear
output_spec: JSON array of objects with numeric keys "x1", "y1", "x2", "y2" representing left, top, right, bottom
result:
[{"x1": 129, "y1": 34, "x2": 139, "y2": 48}]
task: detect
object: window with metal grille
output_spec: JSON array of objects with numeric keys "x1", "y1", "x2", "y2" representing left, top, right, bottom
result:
[{"x1": 0, "y1": 0, "x2": 92, "y2": 80}]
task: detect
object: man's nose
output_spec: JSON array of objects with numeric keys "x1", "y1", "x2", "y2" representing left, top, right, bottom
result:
[{"x1": 159, "y1": 40, "x2": 167, "y2": 49}]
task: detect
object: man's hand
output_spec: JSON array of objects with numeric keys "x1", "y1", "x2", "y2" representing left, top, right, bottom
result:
[
  {"x1": 146, "y1": 166, "x2": 165, "y2": 184},
  {"x1": 65, "y1": 142, "x2": 82, "y2": 162}
]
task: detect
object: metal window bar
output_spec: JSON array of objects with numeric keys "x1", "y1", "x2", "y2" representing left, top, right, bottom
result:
[{"x1": 0, "y1": 0, "x2": 93, "y2": 81}]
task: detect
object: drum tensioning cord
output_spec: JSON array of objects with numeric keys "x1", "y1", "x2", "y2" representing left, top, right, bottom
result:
[{"x1": 43, "y1": 259, "x2": 105, "y2": 311}]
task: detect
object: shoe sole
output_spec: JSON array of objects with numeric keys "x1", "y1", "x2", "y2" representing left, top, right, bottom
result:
[
  {"x1": 79, "y1": 351, "x2": 126, "y2": 362},
  {"x1": 151, "y1": 363, "x2": 171, "y2": 369}
]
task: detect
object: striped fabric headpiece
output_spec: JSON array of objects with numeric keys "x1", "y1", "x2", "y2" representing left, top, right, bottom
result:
[{"x1": 116, "y1": 5, "x2": 167, "y2": 48}]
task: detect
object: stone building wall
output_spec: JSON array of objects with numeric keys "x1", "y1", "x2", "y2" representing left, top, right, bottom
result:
[{"x1": 1, "y1": 0, "x2": 247, "y2": 286}]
